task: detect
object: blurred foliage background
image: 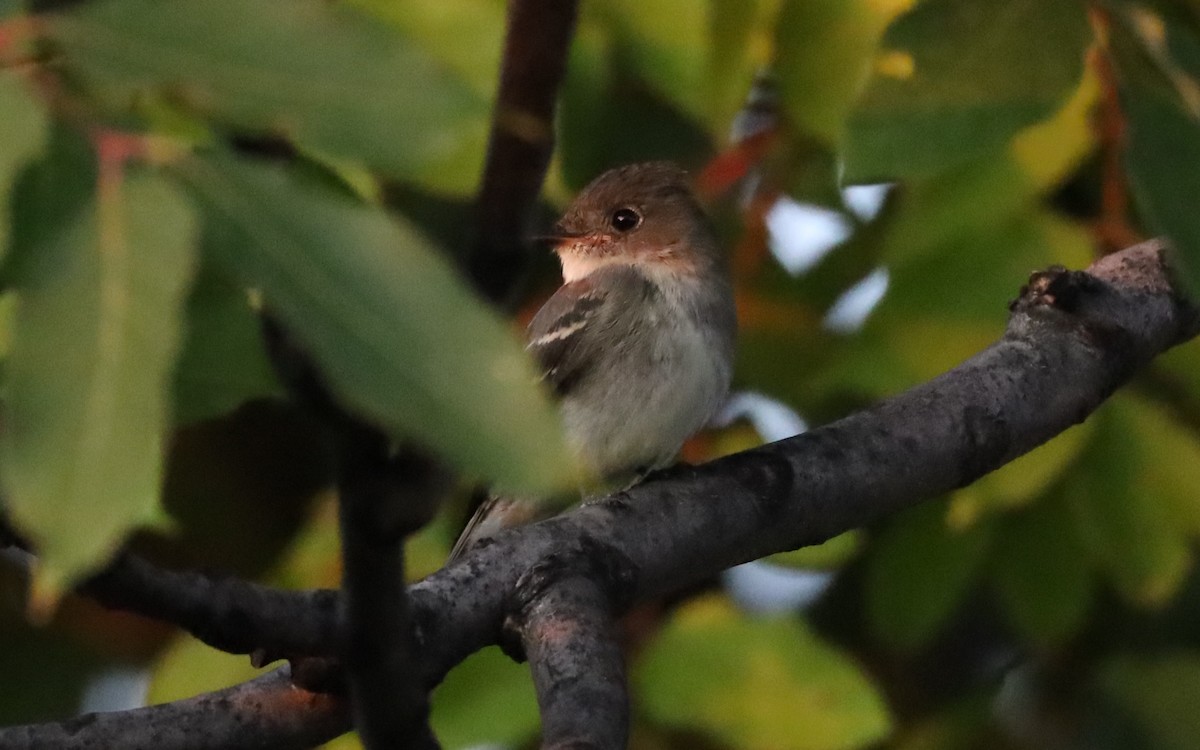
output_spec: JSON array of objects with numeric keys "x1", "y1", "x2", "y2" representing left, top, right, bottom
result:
[{"x1": 1, "y1": 0, "x2": 1200, "y2": 748}]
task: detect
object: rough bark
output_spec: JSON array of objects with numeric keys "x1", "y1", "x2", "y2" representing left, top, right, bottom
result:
[{"x1": 2, "y1": 239, "x2": 1196, "y2": 749}]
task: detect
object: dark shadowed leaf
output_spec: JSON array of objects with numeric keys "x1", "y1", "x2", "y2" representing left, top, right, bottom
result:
[
  {"x1": 0, "y1": 603, "x2": 112, "y2": 724},
  {"x1": 156, "y1": 400, "x2": 332, "y2": 577},
  {"x1": 1099, "y1": 653, "x2": 1200, "y2": 750},
  {"x1": 990, "y1": 495, "x2": 1094, "y2": 644},
  {"x1": 177, "y1": 153, "x2": 574, "y2": 492},
  {"x1": 865, "y1": 501, "x2": 993, "y2": 649}
]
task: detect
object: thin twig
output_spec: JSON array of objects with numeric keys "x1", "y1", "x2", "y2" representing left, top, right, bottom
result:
[
  {"x1": 82, "y1": 552, "x2": 339, "y2": 657},
  {"x1": 468, "y1": 0, "x2": 580, "y2": 306},
  {"x1": 0, "y1": 667, "x2": 349, "y2": 750},
  {"x1": 264, "y1": 300, "x2": 448, "y2": 746},
  {"x1": 337, "y1": 437, "x2": 445, "y2": 750}
]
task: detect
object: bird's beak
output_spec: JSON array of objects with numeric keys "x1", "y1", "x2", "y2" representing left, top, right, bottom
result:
[{"x1": 533, "y1": 229, "x2": 587, "y2": 255}]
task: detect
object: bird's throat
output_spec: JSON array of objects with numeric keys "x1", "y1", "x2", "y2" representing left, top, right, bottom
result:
[{"x1": 557, "y1": 249, "x2": 622, "y2": 283}]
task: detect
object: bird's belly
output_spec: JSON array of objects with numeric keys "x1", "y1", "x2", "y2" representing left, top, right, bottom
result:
[{"x1": 560, "y1": 321, "x2": 729, "y2": 482}]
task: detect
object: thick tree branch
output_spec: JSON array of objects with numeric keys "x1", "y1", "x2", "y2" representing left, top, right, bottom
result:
[
  {"x1": 515, "y1": 568, "x2": 628, "y2": 750},
  {"x1": 0, "y1": 667, "x2": 348, "y2": 750},
  {"x1": 406, "y1": 238, "x2": 1199, "y2": 672},
  {"x1": 468, "y1": 0, "x2": 579, "y2": 305},
  {"x1": 3, "y1": 240, "x2": 1195, "y2": 748}
]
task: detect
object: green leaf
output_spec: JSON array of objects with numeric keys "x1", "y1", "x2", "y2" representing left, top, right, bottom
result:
[
  {"x1": 844, "y1": 0, "x2": 1091, "y2": 181},
  {"x1": 177, "y1": 153, "x2": 574, "y2": 492},
  {"x1": 2, "y1": 139, "x2": 197, "y2": 595},
  {"x1": 1153, "y1": 341, "x2": 1200, "y2": 418},
  {"x1": 340, "y1": 0, "x2": 506, "y2": 194},
  {"x1": 869, "y1": 318, "x2": 1000, "y2": 388},
  {"x1": 0, "y1": 71, "x2": 47, "y2": 263},
  {"x1": 263, "y1": 492, "x2": 342, "y2": 590},
  {"x1": 558, "y1": 17, "x2": 713, "y2": 192},
  {"x1": 989, "y1": 495, "x2": 1094, "y2": 644},
  {"x1": 172, "y1": 263, "x2": 279, "y2": 426},
  {"x1": 865, "y1": 501, "x2": 992, "y2": 649},
  {"x1": 882, "y1": 209, "x2": 1092, "y2": 323},
  {"x1": 432, "y1": 646, "x2": 540, "y2": 750},
  {"x1": 46, "y1": 0, "x2": 489, "y2": 189},
  {"x1": 347, "y1": 0, "x2": 506, "y2": 99},
  {"x1": 1066, "y1": 400, "x2": 1192, "y2": 607},
  {"x1": 775, "y1": 0, "x2": 901, "y2": 145},
  {"x1": 1112, "y1": 14, "x2": 1200, "y2": 291},
  {"x1": 865, "y1": 153, "x2": 1091, "y2": 290},
  {"x1": 816, "y1": 154, "x2": 1092, "y2": 395},
  {"x1": 637, "y1": 595, "x2": 891, "y2": 750},
  {"x1": 1099, "y1": 653, "x2": 1200, "y2": 750}
]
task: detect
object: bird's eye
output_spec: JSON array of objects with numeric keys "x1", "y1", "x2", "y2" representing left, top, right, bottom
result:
[{"x1": 610, "y1": 207, "x2": 642, "y2": 232}]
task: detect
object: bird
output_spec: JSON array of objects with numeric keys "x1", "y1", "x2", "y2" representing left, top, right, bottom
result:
[{"x1": 450, "y1": 161, "x2": 737, "y2": 560}]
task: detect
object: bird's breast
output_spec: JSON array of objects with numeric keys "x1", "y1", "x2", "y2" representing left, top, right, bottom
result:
[{"x1": 560, "y1": 302, "x2": 731, "y2": 483}]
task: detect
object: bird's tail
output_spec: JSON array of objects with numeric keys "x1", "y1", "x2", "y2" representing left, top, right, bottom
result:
[{"x1": 447, "y1": 492, "x2": 545, "y2": 562}]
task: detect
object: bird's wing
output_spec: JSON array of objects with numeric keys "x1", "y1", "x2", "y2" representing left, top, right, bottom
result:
[{"x1": 525, "y1": 266, "x2": 655, "y2": 397}]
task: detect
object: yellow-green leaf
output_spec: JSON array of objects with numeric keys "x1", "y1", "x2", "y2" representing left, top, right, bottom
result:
[
  {"x1": 776, "y1": 0, "x2": 907, "y2": 145},
  {"x1": 1067, "y1": 401, "x2": 1193, "y2": 607},
  {"x1": 432, "y1": 646, "x2": 540, "y2": 750},
  {"x1": 0, "y1": 71, "x2": 47, "y2": 262},
  {"x1": 637, "y1": 595, "x2": 891, "y2": 749}
]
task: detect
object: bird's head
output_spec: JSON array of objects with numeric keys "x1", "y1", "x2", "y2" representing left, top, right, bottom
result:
[{"x1": 549, "y1": 162, "x2": 719, "y2": 283}]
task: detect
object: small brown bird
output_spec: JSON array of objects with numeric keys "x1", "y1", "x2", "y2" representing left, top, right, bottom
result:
[{"x1": 451, "y1": 162, "x2": 737, "y2": 559}]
